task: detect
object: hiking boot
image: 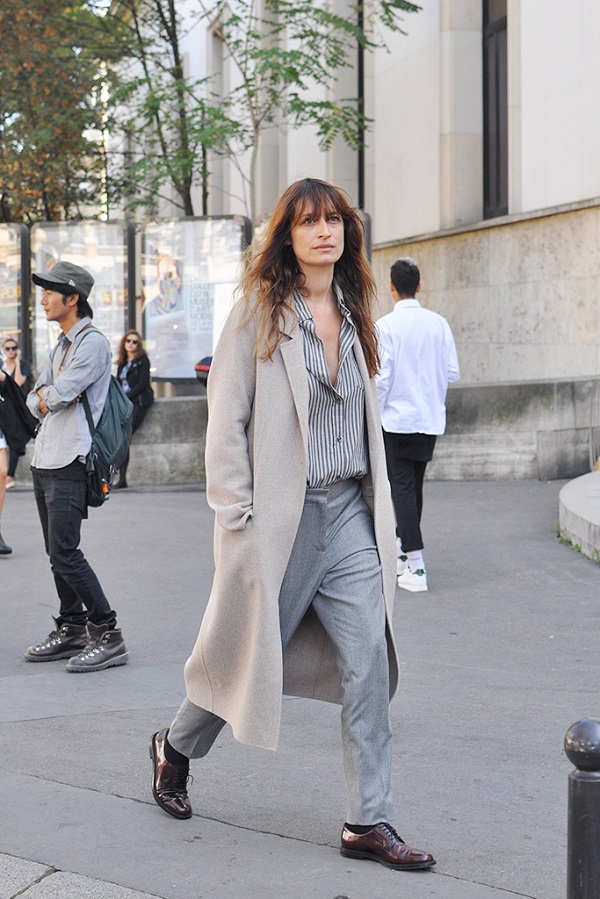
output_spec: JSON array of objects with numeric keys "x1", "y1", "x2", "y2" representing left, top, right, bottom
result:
[
  {"x1": 0, "y1": 528, "x2": 12, "y2": 555},
  {"x1": 25, "y1": 618, "x2": 88, "y2": 662},
  {"x1": 66, "y1": 621, "x2": 129, "y2": 672}
]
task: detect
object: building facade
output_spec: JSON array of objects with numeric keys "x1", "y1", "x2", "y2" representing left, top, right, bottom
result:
[{"x1": 118, "y1": 0, "x2": 600, "y2": 388}]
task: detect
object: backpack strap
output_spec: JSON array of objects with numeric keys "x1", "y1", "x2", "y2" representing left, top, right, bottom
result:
[
  {"x1": 76, "y1": 324, "x2": 104, "y2": 438},
  {"x1": 81, "y1": 391, "x2": 95, "y2": 437}
]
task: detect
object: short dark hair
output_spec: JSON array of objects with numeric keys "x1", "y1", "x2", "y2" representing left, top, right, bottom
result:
[
  {"x1": 76, "y1": 297, "x2": 94, "y2": 319},
  {"x1": 59, "y1": 290, "x2": 94, "y2": 319},
  {"x1": 390, "y1": 257, "x2": 420, "y2": 298}
]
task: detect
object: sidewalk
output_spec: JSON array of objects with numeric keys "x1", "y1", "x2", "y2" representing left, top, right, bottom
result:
[{"x1": 1, "y1": 479, "x2": 598, "y2": 899}]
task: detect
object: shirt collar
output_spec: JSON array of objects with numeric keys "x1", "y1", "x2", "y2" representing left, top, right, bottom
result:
[
  {"x1": 294, "y1": 292, "x2": 313, "y2": 326},
  {"x1": 394, "y1": 298, "x2": 421, "y2": 311},
  {"x1": 61, "y1": 316, "x2": 92, "y2": 344},
  {"x1": 294, "y1": 285, "x2": 355, "y2": 329}
]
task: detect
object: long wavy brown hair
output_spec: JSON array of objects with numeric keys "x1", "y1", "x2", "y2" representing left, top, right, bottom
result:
[
  {"x1": 116, "y1": 330, "x2": 146, "y2": 367},
  {"x1": 240, "y1": 178, "x2": 380, "y2": 377}
]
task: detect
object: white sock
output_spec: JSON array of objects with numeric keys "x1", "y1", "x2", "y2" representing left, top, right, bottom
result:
[
  {"x1": 407, "y1": 550, "x2": 425, "y2": 573},
  {"x1": 396, "y1": 537, "x2": 405, "y2": 558}
]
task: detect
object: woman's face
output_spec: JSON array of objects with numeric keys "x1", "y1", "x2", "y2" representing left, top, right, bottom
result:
[
  {"x1": 125, "y1": 334, "x2": 140, "y2": 355},
  {"x1": 290, "y1": 204, "x2": 344, "y2": 272}
]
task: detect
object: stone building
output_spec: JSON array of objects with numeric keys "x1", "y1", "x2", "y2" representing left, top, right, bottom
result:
[{"x1": 114, "y1": 0, "x2": 600, "y2": 479}]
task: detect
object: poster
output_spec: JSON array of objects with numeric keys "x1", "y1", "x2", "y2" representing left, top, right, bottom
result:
[
  {"x1": 30, "y1": 221, "x2": 133, "y2": 370},
  {"x1": 0, "y1": 224, "x2": 28, "y2": 355},
  {"x1": 141, "y1": 217, "x2": 251, "y2": 380}
]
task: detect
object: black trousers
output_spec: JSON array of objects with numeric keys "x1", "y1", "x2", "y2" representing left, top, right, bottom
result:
[
  {"x1": 8, "y1": 446, "x2": 20, "y2": 478},
  {"x1": 119, "y1": 403, "x2": 149, "y2": 481},
  {"x1": 382, "y1": 430, "x2": 436, "y2": 553}
]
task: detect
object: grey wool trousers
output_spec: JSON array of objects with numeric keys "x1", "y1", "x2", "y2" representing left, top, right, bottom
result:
[{"x1": 168, "y1": 477, "x2": 395, "y2": 825}]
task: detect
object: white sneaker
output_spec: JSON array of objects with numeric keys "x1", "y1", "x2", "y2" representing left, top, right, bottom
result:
[
  {"x1": 397, "y1": 568, "x2": 428, "y2": 592},
  {"x1": 396, "y1": 555, "x2": 408, "y2": 575}
]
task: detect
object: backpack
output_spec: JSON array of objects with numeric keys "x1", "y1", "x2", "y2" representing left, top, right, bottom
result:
[{"x1": 80, "y1": 332, "x2": 134, "y2": 507}]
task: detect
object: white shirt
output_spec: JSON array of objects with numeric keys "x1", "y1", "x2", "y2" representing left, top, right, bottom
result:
[{"x1": 376, "y1": 298, "x2": 460, "y2": 435}]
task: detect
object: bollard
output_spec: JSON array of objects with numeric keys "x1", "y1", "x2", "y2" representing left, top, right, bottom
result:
[{"x1": 565, "y1": 718, "x2": 600, "y2": 898}]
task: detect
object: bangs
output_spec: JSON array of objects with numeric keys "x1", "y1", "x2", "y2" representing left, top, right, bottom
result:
[{"x1": 290, "y1": 181, "x2": 344, "y2": 225}]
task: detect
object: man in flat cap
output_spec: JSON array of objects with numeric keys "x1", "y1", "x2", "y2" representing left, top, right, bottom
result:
[{"x1": 25, "y1": 261, "x2": 128, "y2": 672}]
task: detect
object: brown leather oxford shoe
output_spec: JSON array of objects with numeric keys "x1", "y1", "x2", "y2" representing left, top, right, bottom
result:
[
  {"x1": 340, "y1": 822, "x2": 435, "y2": 870},
  {"x1": 149, "y1": 729, "x2": 192, "y2": 819}
]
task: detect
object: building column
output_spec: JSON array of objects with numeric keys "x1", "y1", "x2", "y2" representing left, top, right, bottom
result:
[{"x1": 440, "y1": 0, "x2": 484, "y2": 228}]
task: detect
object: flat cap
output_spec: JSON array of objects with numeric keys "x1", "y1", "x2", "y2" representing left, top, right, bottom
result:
[{"x1": 32, "y1": 261, "x2": 94, "y2": 300}]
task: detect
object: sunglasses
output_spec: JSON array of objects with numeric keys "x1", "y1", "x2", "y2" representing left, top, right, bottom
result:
[
  {"x1": 4, "y1": 345, "x2": 17, "y2": 351},
  {"x1": 125, "y1": 338, "x2": 139, "y2": 345}
]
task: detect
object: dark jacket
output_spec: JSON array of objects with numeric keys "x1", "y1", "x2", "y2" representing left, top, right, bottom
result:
[
  {"x1": 117, "y1": 354, "x2": 154, "y2": 407},
  {"x1": 0, "y1": 372, "x2": 38, "y2": 451},
  {"x1": 3, "y1": 358, "x2": 32, "y2": 396}
]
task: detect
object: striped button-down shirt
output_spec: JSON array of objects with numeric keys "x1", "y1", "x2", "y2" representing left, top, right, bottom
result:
[{"x1": 294, "y1": 290, "x2": 368, "y2": 488}]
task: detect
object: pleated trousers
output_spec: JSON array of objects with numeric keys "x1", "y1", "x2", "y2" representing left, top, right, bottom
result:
[{"x1": 168, "y1": 478, "x2": 395, "y2": 824}]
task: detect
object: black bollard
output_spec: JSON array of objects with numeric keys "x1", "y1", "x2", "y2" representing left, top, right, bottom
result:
[{"x1": 565, "y1": 718, "x2": 600, "y2": 898}]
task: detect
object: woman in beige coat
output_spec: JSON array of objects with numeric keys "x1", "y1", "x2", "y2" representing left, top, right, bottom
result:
[{"x1": 149, "y1": 178, "x2": 435, "y2": 872}]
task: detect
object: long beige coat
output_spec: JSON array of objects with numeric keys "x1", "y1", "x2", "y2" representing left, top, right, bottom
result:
[{"x1": 183, "y1": 299, "x2": 399, "y2": 751}]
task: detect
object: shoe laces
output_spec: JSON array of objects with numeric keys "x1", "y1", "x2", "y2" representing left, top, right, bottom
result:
[
  {"x1": 34, "y1": 630, "x2": 60, "y2": 650},
  {"x1": 166, "y1": 765, "x2": 193, "y2": 793},
  {"x1": 77, "y1": 646, "x2": 101, "y2": 660},
  {"x1": 75, "y1": 635, "x2": 108, "y2": 660},
  {"x1": 378, "y1": 822, "x2": 405, "y2": 845},
  {"x1": 175, "y1": 767, "x2": 193, "y2": 789}
]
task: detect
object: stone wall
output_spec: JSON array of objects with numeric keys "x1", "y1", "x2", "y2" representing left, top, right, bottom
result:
[
  {"x1": 124, "y1": 397, "x2": 207, "y2": 485},
  {"x1": 431, "y1": 378, "x2": 598, "y2": 481},
  {"x1": 372, "y1": 200, "x2": 600, "y2": 387},
  {"x1": 12, "y1": 379, "x2": 599, "y2": 485},
  {"x1": 13, "y1": 397, "x2": 208, "y2": 488}
]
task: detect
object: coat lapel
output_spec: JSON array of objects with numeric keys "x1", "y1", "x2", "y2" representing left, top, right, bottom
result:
[
  {"x1": 279, "y1": 307, "x2": 309, "y2": 459},
  {"x1": 352, "y1": 334, "x2": 379, "y2": 446}
]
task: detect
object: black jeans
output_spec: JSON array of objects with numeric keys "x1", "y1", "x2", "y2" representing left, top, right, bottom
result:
[{"x1": 32, "y1": 465, "x2": 117, "y2": 628}]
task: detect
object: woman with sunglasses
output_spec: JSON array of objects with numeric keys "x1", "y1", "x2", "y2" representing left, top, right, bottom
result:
[
  {"x1": 115, "y1": 329, "x2": 154, "y2": 488},
  {"x1": 1, "y1": 337, "x2": 33, "y2": 490}
]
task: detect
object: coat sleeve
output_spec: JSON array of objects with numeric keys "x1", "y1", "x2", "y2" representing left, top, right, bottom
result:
[
  {"x1": 205, "y1": 301, "x2": 258, "y2": 531},
  {"x1": 126, "y1": 355, "x2": 151, "y2": 402}
]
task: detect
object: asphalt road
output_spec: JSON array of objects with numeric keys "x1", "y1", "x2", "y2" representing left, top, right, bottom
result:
[{"x1": 1, "y1": 478, "x2": 598, "y2": 899}]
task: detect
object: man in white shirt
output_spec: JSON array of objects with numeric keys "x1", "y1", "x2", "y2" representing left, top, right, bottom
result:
[{"x1": 376, "y1": 258, "x2": 460, "y2": 592}]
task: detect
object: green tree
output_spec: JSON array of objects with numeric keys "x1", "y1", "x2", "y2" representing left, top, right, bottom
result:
[
  {"x1": 0, "y1": 0, "x2": 109, "y2": 223},
  {"x1": 103, "y1": 0, "x2": 420, "y2": 220},
  {"x1": 100, "y1": 0, "x2": 236, "y2": 217},
  {"x1": 199, "y1": 0, "x2": 421, "y2": 220}
]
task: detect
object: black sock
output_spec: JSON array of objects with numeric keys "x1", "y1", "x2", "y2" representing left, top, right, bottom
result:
[
  {"x1": 344, "y1": 823, "x2": 375, "y2": 834},
  {"x1": 164, "y1": 736, "x2": 189, "y2": 768}
]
